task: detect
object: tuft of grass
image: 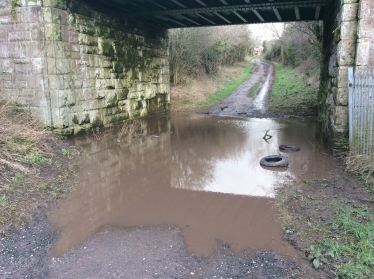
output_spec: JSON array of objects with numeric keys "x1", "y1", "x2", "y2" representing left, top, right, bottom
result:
[
  {"x1": 23, "y1": 152, "x2": 51, "y2": 165},
  {"x1": 61, "y1": 148, "x2": 69, "y2": 156},
  {"x1": 269, "y1": 63, "x2": 318, "y2": 115},
  {"x1": 202, "y1": 61, "x2": 255, "y2": 109},
  {"x1": 247, "y1": 77, "x2": 263, "y2": 97},
  {"x1": 311, "y1": 203, "x2": 374, "y2": 278},
  {"x1": 13, "y1": 173, "x2": 26, "y2": 184}
]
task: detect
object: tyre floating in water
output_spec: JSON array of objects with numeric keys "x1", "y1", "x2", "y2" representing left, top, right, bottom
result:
[
  {"x1": 279, "y1": 145, "x2": 300, "y2": 152},
  {"x1": 260, "y1": 155, "x2": 288, "y2": 167}
]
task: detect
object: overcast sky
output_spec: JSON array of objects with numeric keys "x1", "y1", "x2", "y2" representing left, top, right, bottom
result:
[{"x1": 247, "y1": 23, "x2": 284, "y2": 45}]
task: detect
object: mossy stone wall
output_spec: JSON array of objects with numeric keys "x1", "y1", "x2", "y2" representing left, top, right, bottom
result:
[
  {"x1": 320, "y1": 0, "x2": 373, "y2": 152},
  {"x1": 320, "y1": 0, "x2": 359, "y2": 152},
  {"x1": 0, "y1": 0, "x2": 170, "y2": 135}
]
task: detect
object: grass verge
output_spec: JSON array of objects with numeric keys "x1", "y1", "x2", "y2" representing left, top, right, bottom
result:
[
  {"x1": 171, "y1": 58, "x2": 255, "y2": 113},
  {"x1": 0, "y1": 101, "x2": 77, "y2": 234},
  {"x1": 269, "y1": 63, "x2": 318, "y2": 116},
  {"x1": 247, "y1": 77, "x2": 263, "y2": 98},
  {"x1": 203, "y1": 61, "x2": 255, "y2": 109}
]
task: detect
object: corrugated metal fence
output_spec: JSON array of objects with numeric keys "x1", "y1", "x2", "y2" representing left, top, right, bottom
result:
[{"x1": 348, "y1": 68, "x2": 374, "y2": 155}]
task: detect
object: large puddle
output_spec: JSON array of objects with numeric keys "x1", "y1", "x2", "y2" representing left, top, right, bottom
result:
[{"x1": 49, "y1": 114, "x2": 334, "y2": 259}]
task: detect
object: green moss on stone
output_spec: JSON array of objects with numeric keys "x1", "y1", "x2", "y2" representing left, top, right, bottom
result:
[
  {"x1": 69, "y1": 3, "x2": 92, "y2": 17},
  {"x1": 72, "y1": 115, "x2": 79, "y2": 124},
  {"x1": 118, "y1": 88, "x2": 129, "y2": 100},
  {"x1": 91, "y1": 117, "x2": 103, "y2": 127},
  {"x1": 101, "y1": 41, "x2": 115, "y2": 57},
  {"x1": 82, "y1": 113, "x2": 90, "y2": 124}
]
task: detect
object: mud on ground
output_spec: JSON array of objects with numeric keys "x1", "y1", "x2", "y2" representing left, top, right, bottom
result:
[
  {"x1": 275, "y1": 160, "x2": 374, "y2": 278},
  {"x1": 207, "y1": 58, "x2": 275, "y2": 118}
]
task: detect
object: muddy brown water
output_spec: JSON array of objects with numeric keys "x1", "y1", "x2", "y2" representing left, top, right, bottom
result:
[{"x1": 48, "y1": 114, "x2": 334, "y2": 260}]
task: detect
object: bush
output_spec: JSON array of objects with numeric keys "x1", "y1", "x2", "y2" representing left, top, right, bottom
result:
[{"x1": 169, "y1": 26, "x2": 253, "y2": 84}]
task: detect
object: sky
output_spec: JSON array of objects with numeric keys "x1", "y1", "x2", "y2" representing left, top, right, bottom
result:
[{"x1": 247, "y1": 23, "x2": 284, "y2": 45}]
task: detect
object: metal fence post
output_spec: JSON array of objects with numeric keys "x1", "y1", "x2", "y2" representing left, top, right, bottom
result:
[{"x1": 348, "y1": 67, "x2": 354, "y2": 151}]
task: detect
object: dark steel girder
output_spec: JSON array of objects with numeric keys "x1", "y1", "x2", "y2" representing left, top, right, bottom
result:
[{"x1": 123, "y1": 0, "x2": 330, "y2": 18}]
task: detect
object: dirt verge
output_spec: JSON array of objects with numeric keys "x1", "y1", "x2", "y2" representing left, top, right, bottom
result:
[{"x1": 275, "y1": 160, "x2": 374, "y2": 278}]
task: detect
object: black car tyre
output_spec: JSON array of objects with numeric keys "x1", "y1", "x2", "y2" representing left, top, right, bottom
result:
[
  {"x1": 260, "y1": 155, "x2": 288, "y2": 167},
  {"x1": 279, "y1": 145, "x2": 300, "y2": 152}
]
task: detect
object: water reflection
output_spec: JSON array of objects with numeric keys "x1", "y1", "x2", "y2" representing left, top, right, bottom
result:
[
  {"x1": 171, "y1": 115, "x2": 291, "y2": 197},
  {"x1": 48, "y1": 114, "x2": 333, "y2": 259}
]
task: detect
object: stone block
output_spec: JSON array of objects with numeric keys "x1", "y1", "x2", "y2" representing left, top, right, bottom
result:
[
  {"x1": 19, "y1": 0, "x2": 42, "y2": 6},
  {"x1": 55, "y1": 58, "x2": 71, "y2": 74},
  {"x1": 357, "y1": 17, "x2": 374, "y2": 39},
  {"x1": 58, "y1": 89, "x2": 76, "y2": 107},
  {"x1": 48, "y1": 75, "x2": 64, "y2": 90},
  {"x1": 43, "y1": 0, "x2": 68, "y2": 9},
  {"x1": 0, "y1": 7, "x2": 11, "y2": 16},
  {"x1": 27, "y1": 75, "x2": 44, "y2": 90},
  {"x1": 337, "y1": 39, "x2": 356, "y2": 66},
  {"x1": 358, "y1": 0, "x2": 374, "y2": 20},
  {"x1": 0, "y1": 15, "x2": 14, "y2": 24},
  {"x1": 335, "y1": 66, "x2": 349, "y2": 88},
  {"x1": 44, "y1": 23, "x2": 62, "y2": 41},
  {"x1": 356, "y1": 38, "x2": 371, "y2": 66},
  {"x1": 16, "y1": 6, "x2": 41, "y2": 23},
  {"x1": 0, "y1": 1, "x2": 10, "y2": 8},
  {"x1": 340, "y1": 20, "x2": 357, "y2": 40},
  {"x1": 0, "y1": 59, "x2": 13, "y2": 73},
  {"x1": 334, "y1": 106, "x2": 348, "y2": 132},
  {"x1": 0, "y1": 30, "x2": 7, "y2": 41},
  {"x1": 339, "y1": 3, "x2": 358, "y2": 22},
  {"x1": 333, "y1": 87, "x2": 349, "y2": 106},
  {"x1": 8, "y1": 31, "x2": 32, "y2": 41}
]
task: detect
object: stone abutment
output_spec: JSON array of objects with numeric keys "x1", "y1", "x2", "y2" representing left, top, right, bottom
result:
[
  {"x1": 320, "y1": 0, "x2": 374, "y2": 151},
  {"x1": 0, "y1": 0, "x2": 170, "y2": 135}
]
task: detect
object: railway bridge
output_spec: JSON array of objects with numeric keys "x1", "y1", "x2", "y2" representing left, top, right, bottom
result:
[{"x1": 0, "y1": 0, "x2": 373, "y2": 144}]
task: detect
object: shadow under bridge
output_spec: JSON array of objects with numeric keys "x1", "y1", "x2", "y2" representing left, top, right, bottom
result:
[{"x1": 84, "y1": 0, "x2": 332, "y2": 28}]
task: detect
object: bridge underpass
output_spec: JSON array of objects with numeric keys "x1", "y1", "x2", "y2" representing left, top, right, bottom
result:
[{"x1": 0, "y1": 0, "x2": 373, "y2": 147}]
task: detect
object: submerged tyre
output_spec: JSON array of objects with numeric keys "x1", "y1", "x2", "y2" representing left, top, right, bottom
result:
[
  {"x1": 260, "y1": 155, "x2": 288, "y2": 167},
  {"x1": 279, "y1": 145, "x2": 300, "y2": 152}
]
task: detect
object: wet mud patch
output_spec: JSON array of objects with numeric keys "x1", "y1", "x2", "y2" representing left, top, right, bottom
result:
[
  {"x1": 275, "y1": 162, "x2": 374, "y2": 277},
  {"x1": 207, "y1": 58, "x2": 275, "y2": 118},
  {"x1": 48, "y1": 225, "x2": 311, "y2": 279},
  {"x1": 0, "y1": 206, "x2": 58, "y2": 279}
]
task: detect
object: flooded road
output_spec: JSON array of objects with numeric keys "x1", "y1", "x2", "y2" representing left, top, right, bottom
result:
[{"x1": 49, "y1": 114, "x2": 333, "y2": 261}]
